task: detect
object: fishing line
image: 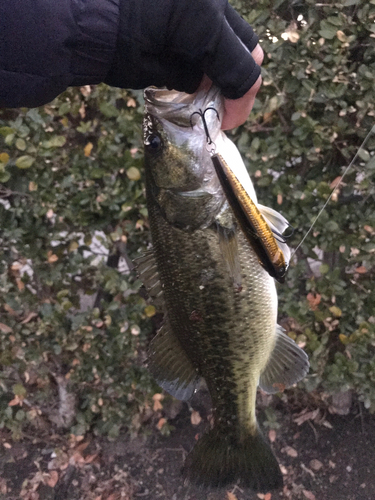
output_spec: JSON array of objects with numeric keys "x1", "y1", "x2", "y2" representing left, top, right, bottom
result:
[{"x1": 291, "y1": 124, "x2": 375, "y2": 259}]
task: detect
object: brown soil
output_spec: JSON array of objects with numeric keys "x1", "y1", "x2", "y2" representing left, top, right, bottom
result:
[{"x1": 1, "y1": 396, "x2": 375, "y2": 500}]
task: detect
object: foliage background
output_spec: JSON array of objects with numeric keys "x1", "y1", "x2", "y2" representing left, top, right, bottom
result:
[{"x1": 1, "y1": 0, "x2": 375, "y2": 439}]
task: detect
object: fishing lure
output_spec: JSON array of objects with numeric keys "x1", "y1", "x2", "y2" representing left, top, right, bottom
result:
[{"x1": 191, "y1": 107, "x2": 289, "y2": 283}]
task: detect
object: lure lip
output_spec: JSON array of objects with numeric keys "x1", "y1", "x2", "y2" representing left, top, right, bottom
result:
[{"x1": 211, "y1": 153, "x2": 288, "y2": 284}]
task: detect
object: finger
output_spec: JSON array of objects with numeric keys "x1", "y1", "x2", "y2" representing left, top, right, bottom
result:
[
  {"x1": 221, "y1": 74, "x2": 262, "y2": 130},
  {"x1": 251, "y1": 43, "x2": 264, "y2": 66},
  {"x1": 224, "y1": 3, "x2": 258, "y2": 52},
  {"x1": 202, "y1": 17, "x2": 261, "y2": 100}
]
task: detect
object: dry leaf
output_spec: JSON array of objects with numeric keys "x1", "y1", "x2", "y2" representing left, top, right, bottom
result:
[
  {"x1": 0, "y1": 152, "x2": 10, "y2": 163},
  {"x1": 293, "y1": 409, "x2": 320, "y2": 425},
  {"x1": 329, "y1": 306, "x2": 342, "y2": 318},
  {"x1": 144, "y1": 305, "x2": 156, "y2": 317},
  {"x1": 268, "y1": 429, "x2": 276, "y2": 442},
  {"x1": 80, "y1": 86, "x2": 91, "y2": 96},
  {"x1": 127, "y1": 167, "x2": 141, "y2": 181},
  {"x1": 84, "y1": 142, "x2": 93, "y2": 157},
  {"x1": 272, "y1": 383, "x2": 286, "y2": 393},
  {"x1": 280, "y1": 464, "x2": 288, "y2": 475},
  {"x1": 79, "y1": 102, "x2": 86, "y2": 119},
  {"x1": 307, "y1": 293, "x2": 321, "y2": 311},
  {"x1": 303, "y1": 490, "x2": 316, "y2": 500},
  {"x1": 227, "y1": 492, "x2": 238, "y2": 500},
  {"x1": 283, "y1": 446, "x2": 298, "y2": 457},
  {"x1": 46, "y1": 471, "x2": 59, "y2": 488},
  {"x1": 47, "y1": 251, "x2": 58, "y2": 263},
  {"x1": 330, "y1": 176, "x2": 342, "y2": 189},
  {"x1": 8, "y1": 395, "x2": 23, "y2": 406},
  {"x1": 84, "y1": 453, "x2": 99, "y2": 464},
  {"x1": 4, "y1": 304, "x2": 17, "y2": 316},
  {"x1": 153, "y1": 393, "x2": 164, "y2": 411},
  {"x1": 75, "y1": 441, "x2": 90, "y2": 453},
  {"x1": 322, "y1": 420, "x2": 333, "y2": 429},
  {"x1": 355, "y1": 266, "x2": 367, "y2": 274},
  {"x1": 191, "y1": 411, "x2": 202, "y2": 426},
  {"x1": 16, "y1": 278, "x2": 25, "y2": 291},
  {"x1": 310, "y1": 459, "x2": 323, "y2": 471},
  {"x1": 156, "y1": 418, "x2": 167, "y2": 430},
  {"x1": 153, "y1": 400, "x2": 163, "y2": 412},
  {"x1": 336, "y1": 30, "x2": 347, "y2": 42},
  {"x1": 21, "y1": 312, "x2": 38, "y2": 324},
  {"x1": 0, "y1": 323, "x2": 13, "y2": 334}
]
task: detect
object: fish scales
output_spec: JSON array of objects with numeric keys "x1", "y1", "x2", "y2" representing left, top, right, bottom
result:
[
  {"x1": 147, "y1": 188, "x2": 277, "y2": 434},
  {"x1": 138, "y1": 86, "x2": 309, "y2": 492}
]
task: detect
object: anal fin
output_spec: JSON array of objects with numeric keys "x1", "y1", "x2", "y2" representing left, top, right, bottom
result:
[
  {"x1": 259, "y1": 326, "x2": 309, "y2": 394},
  {"x1": 148, "y1": 321, "x2": 200, "y2": 401}
]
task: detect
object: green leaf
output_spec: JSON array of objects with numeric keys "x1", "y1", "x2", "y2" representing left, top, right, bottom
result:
[
  {"x1": 319, "y1": 263, "x2": 330, "y2": 275},
  {"x1": 13, "y1": 384, "x2": 27, "y2": 397},
  {"x1": 0, "y1": 126, "x2": 14, "y2": 137},
  {"x1": 15, "y1": 138, "x2": 27, "y2": 151},
  {"x1": 358, "y1": 148, "x2": 370, "y2": 162},
  {"x1": 15, "y1": 155, "x2": 35, "y2": 169},
  {"x1": 99, "y1": 102, "x2": 119, "y2": 118},
  {"x1": 0, "y1": 171, "x2": 11, "y2": 182}
]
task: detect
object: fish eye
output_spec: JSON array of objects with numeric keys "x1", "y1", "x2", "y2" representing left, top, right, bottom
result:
[{"x1": 145, "y1": 134, "x2": 163, "y2": 152}]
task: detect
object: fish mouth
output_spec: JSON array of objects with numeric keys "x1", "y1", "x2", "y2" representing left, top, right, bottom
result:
[
  {"x1": 144, "y1": 86, "x2": 223, "y2": 129},
  {"x1": 144, "y1": 88, "x2": 198, "y2": 107}
]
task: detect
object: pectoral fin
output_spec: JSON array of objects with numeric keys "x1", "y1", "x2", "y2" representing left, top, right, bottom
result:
[
  {"x1": 257, "y1": 204, "x2": 289, "y2": 234},
  {"x1": 259, "y1": 326, "x2": 309, "y2": 394},
  {"x1": 148, "y1": 322, "x2": 200, "y2": 401},
  {"x1": 258, "y1": 205, "x2": 291, "y2": 267},
  {"x1": 216, "y1": 223, "x2": 242, "y2": 290},
  {"x1": 133, "y1": 251, "x2": 164, "y2": 308}
]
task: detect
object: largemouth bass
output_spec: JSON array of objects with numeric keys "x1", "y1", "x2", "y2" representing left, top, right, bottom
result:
[{"x1": 137, "y1": 86, "x2": 309, "y2": 492}]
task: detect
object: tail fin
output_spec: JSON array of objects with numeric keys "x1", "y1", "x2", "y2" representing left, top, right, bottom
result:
[{"x1": 182, "y1": 426, "x2": 283, "y2": 492}]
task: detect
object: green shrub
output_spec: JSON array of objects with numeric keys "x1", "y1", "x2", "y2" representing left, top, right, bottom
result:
[{"x1": 1, "y1": 0, "x2": 375, "y2": 438}]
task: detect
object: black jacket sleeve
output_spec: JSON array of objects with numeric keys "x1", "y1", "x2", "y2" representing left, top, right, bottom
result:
[
  {"x1": 0, "y1": 0, "x2": 260, "y2": 108},
  {"x1": 0, "y1": 0, "x2": 120, "y2": 108}
]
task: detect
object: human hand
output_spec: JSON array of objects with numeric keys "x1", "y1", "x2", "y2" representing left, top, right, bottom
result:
[
  {"x1": 197, "y1": 44, "x2": 263, "y2": 131},
  {"x1": 221, "y1": 45, "x2": 263, "y2": 130},
  {"x1": 106, "y1": 0, "x2": 262, "y2": 112}
]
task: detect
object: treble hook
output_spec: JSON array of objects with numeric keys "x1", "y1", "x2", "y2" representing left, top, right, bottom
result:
[{"x1": 190, "y1": 107, "x2": 220, "y2": 145}]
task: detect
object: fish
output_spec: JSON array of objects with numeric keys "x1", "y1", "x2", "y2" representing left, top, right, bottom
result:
[{"x1": 136, "y1": 85, "x2": 309, "y2": 493}]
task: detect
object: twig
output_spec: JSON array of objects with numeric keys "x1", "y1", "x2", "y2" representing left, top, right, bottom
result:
[
  {"x1": 358, "y1": 402, "x2": 365, "y2": 434},
  {"x1": 231, "y1": 484, "x2": 244, "y2": 494},
  {"x1": 307, "y1": 419, "x2": 319, "y2": 443}
]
